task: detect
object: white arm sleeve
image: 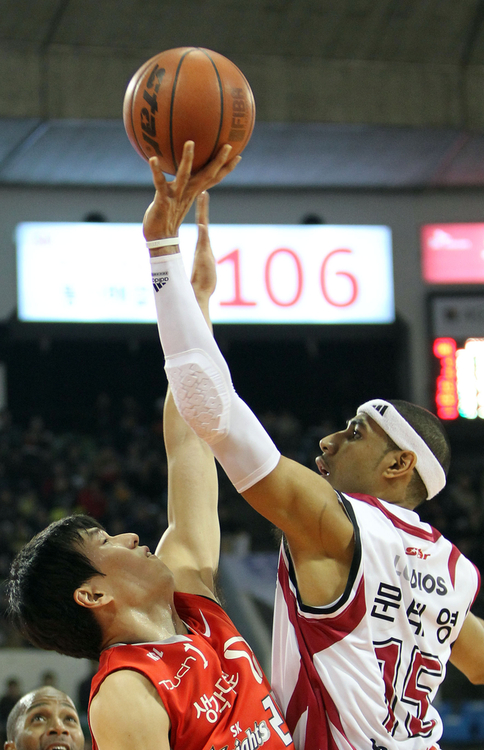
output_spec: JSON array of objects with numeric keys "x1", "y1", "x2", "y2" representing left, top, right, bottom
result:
[{"x1": 151, "y1": 253, "x2": 281, "y2": 492}]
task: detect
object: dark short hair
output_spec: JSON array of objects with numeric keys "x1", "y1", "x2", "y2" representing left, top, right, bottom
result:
[
  {"x1": 388, "y1": 399, "x2": 451, "y2": 502},
  {"x1": 7, "y1": 515, "x2": 105, "y2": 660}
]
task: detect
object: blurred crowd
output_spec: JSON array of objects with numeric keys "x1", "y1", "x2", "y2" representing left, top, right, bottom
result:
[{"x1": 1, "y1": 393, "x2": 484, "y2": 651}]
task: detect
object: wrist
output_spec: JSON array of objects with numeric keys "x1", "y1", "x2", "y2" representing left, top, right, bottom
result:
[
  {"x1": 149, "y1": 246, "x2": 180, "y2": 257},
  {"x1": 146, "y1": 237, "x2": 180, "y2": 257}
]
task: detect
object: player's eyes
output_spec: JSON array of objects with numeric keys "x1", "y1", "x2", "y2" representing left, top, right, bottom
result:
[{"x1": 31, "y1": 713, "x2": 47, "y2": 722}]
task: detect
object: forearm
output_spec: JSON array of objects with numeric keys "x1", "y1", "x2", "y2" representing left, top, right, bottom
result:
[
  {"x1": 151, "y1": 253, "x2": 280, "y2": 492},
  {"x1": 151, "y1": 253, "x2": 230, "y2": 394},
  {"x1": 161, "y1": 384, "x2": 220, "y2": 576}
]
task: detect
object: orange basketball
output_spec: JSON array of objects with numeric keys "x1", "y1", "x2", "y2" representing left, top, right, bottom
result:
[{"x1": 123, "y1": 47, "x2": 255, "y2": 175}]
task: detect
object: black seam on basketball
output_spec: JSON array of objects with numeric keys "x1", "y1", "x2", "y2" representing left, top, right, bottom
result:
[
  {"x1": 130, "y1": 60, "x2": 153, "y2": 159},
  {"x1": 200, "y1": 49, "x2": 224, "y2": 162},
  {"x1": 170, "y1": 49, "x2": 195, "y2": 172},
  {"x1": 242, "y1": 71, "x2": 256, "y2": 146},
  {"x1": 247, "y1": 80, "x2": 255, "y2": 145},
  {"x1": 235, "y1": 69, "x2": 254, "y2": 149}
]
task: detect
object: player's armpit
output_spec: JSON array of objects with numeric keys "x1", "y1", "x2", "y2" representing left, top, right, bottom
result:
[
  {"x1": 90, "y1": 670, "x2": 171, "y2": 750},
  {"x1": 449, "y1": 612, "x2": 484, "y2": 684},
  {"x1": 243, "y1": 456, "x2": 355, "y2": 607}
]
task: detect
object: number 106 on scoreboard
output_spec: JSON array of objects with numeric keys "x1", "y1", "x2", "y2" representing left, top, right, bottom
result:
[
  {"x1": 180, "y1": 224, "x2": 394, "y2": 325},
  {"x1": 15, "y1": 222, "x2": 394, "y2": 325}
]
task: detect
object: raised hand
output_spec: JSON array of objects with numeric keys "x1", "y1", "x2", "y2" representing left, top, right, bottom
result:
[{"x1": 143, "y1": 141, "x2": 240, "y2": 246}]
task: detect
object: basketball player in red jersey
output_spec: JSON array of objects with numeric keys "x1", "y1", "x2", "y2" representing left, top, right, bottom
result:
[
  {"x1": 7, "y1": 146, "x2": 294, "y2": 750},
  {"x1": 142, "y1": 141, "x2": 484, "y2": 750}
]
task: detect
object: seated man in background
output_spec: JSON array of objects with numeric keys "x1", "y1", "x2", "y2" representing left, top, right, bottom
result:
[
  {"x1": 7, "y1": 147, "x2": 293, "y2": 750},
  {"x1": 5, "y1": 684, "x2": 84, "y2": 750}
]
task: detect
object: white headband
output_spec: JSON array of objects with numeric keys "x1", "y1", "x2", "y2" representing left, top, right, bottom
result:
[{"x1": 356, "y1": 399, "x2": 446, "y2": 500}]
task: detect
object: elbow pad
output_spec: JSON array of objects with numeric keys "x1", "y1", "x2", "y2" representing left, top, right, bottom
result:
[
  {"x1": 165, "y1": 348, "x2": 231, "y2": 445},
  {"x1": 152, "y1": 253, "x2": 280, "y2": 491}
]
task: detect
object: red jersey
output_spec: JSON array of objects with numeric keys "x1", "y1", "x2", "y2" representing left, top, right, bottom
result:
[{"x1": 90, "y1": 592, "x2": 293, "y2": 750}]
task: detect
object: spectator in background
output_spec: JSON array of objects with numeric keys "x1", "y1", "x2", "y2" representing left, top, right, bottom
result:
[
  {"x1": 38, "y1": 672, "x2": 58, "y2": 689},
  {"x1": 4, "y1": 685, "x2": 84, "y2": 750}
]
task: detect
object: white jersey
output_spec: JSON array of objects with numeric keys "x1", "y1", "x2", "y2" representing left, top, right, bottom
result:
[{"x1": 272, "y1": 492, "x2": 480, "y2": 750}]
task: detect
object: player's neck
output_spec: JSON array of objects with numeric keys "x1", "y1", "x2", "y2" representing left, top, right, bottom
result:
[
  {"x1": 377, "y1": 486, "x2": 420, "y2": 511},
  {"x1": 101, "y1": 599, "x2": 188, "y2": 649}
]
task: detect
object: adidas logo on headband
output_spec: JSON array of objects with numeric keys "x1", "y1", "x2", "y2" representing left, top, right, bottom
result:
[{"x1": 372, "y1": 403, "x2": 389, "y2": 416}]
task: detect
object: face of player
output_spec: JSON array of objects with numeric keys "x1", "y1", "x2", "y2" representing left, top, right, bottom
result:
[
  {"x1": 316, "y1": 413, "x2": 395, "y2": 498},
  {"x1": 79, "y1": 527, "x2": 174, "y2": 605},
  {"x1": 7, "y1": 687, "x2": 84, "y2": 750}
]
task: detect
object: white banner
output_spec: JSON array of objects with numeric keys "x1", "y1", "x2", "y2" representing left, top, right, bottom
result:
[{"x1": 16, "y1": 222, "x2": 394, "y2": 324}]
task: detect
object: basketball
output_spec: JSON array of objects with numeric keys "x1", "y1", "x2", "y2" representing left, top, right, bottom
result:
[{"x1": 123, "y1": 47, "x2": 256, "y2": 175}]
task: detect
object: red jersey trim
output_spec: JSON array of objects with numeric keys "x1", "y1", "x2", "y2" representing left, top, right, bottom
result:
[
  {"x1": 448, "y1": 544, "x2": 460, "y2": 589},
  {"x1": 278, "y1": 547, "x2": 360, "y2": 749},
  {"x1": 346, "y1": 493, "x2": 441, "y2": 542},
  {"x1": 279, "y1": 544, "x2": 367, "y2": 646}
]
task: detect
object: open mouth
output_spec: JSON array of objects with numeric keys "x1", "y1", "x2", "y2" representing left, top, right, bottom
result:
[{"x1": 315, "y1": 456, "x2": 330, "y2": 477}]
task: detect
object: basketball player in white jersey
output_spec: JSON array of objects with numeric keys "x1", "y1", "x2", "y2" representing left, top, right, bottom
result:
[{"x1": 144, "y1": 141, "x2": 484, "y2": 750}]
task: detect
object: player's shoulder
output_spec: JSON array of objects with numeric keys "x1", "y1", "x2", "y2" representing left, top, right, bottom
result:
[
  {"x1": 92, "y1": 668, "x2": 162, "y2": 713},
  {"x1": 90, "y1": 669, "x2": 170, "y2": 749}
]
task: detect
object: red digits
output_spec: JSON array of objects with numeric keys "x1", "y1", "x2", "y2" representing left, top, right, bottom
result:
[
  {"x1": 320, "y1": 248, "x2": 358, "y2": 307},
  {"x1": 374, "y1": 640, "x2": 442, "y2": 739},
  {"x1": 218, "y1": 249, "x2": 256, "y2": 307},
  {"x1": 264, "y1": 248, "x2": 303, "y2": 307}
]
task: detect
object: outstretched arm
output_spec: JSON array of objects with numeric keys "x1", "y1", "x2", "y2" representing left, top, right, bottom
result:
[
  {"x1": 145, "y1": 143, "x2": 354, "y2": 608},
  {"x1": 155, "y1": 193, "x2": 221, "y2": 599}
]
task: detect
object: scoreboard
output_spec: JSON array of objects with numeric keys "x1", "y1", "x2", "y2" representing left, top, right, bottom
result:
[
  {"x1": 421, "y1": 224, "x2": 484, "y2": 422},
  {"x1": 15, "y1": 222, "x2": 394, "y2": 326},
  {"x1": 430, "y1": 295, "x2": 484, "y2": 420},
  {"x1": 433, "y1": 337, "x2": 484, "y2": 420}
]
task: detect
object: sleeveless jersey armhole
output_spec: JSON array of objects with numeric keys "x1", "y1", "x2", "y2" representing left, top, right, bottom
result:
[{"x1": 282, "y1": 491, "x2": 362, "y2": 615}]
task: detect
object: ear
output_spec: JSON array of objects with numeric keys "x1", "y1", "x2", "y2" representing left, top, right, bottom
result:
[
  {"x1": 74, "y1": 581, "x2": 113, "y2": 610},
  {"x1": 383, "y1": 450, "x2": 417, "y2": 480}
]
